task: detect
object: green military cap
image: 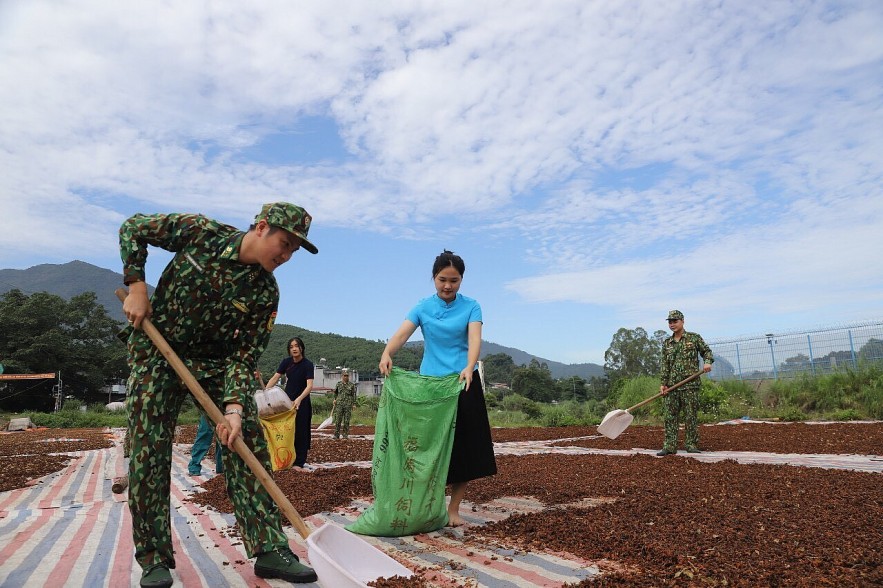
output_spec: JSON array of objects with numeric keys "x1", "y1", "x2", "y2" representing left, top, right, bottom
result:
[
  {"x1": 255, "y1": 202, "x2": 318, "y2": 254},
  {"x1": 667, "y1": 309, "x2": 684, "y2": 321}
]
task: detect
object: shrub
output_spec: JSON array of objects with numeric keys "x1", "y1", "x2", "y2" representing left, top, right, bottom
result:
[
  {"x1": 777, "y1": 406, "x2": 807, "y2": 422},
  {"x1": 61, "y1": 398, "x2": 85, "y2": 412},
  {"x1": 830, "y1": 408, "x2": 862, "y2": 421},
  {"x1": 488, "y1": 410, "x2": 534, "y2": 428},
  {"x1": 611, "y1": 376, "x2": 661, "y2": 416},
  {"x1": 29, "y1": 410, "x2": 127, "y2": 428},
  {"x1": 698, "y1": 380, "x2": 730, "y2": 421},
  {"x1": 717, "y1": 379, "x2": 756, "y2": 403},
  {"x1": 177, "y1": 406, "x2": 202, "y2": 425},
  {"x1": 541, "y1": 404, "x2": 578, "y2": 427},
  {"x1": 356, "y1": 395, "x2": 380, "y2": 411},
  {"x1": 500, "y1": 394, "x2": 542, "y2": 420},
  {"x1": 311, "y1": 394, "x2": 333, "y2": 413}
]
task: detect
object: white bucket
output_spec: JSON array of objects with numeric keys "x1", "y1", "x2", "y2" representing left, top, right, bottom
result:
[{"x1": 306, "y1": 523, "x2": 413, "y2": 587}]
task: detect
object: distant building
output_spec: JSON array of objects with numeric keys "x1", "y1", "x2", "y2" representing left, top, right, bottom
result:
[{"x1": 312, "y1": 365, "x2": 383, "y2": 397}]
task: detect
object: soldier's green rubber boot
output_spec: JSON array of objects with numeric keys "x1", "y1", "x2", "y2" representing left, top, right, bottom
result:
[
  {"x1": 140, "y1": 563, "x2": 173, "y2": 588},
  {"x1": 254, "y1": 547, "x2": 318, "y2": 584}
]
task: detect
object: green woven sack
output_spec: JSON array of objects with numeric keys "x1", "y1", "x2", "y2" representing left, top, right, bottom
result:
[{"x1": 347, "y1": 367, "x2": 461, "y2": 536}]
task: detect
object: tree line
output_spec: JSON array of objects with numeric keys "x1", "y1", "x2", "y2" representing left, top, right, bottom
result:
[
  {"x1": 15, "y1": 287, "x2": 877, "y2": 413},
  {"x1": 0, "y1": 288, "x2": 672, "y2": 411},
  {"x1": 0, "y1": 289, "x2": 614, "y2": 410},
  {"x1": 0, "y1": 290, "x2": 128, "y2": 411}
]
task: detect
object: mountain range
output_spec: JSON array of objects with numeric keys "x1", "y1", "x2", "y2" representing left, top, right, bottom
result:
[{"x1": 0, "y1": 261, "x2": 604, "y2": 379}]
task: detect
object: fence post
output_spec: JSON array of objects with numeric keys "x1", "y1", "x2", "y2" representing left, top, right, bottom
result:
[
  {"x1": 848, "y1": 330, "x2": 857, "y2": 369},
  {"x1": 736, "y1": 342, "x2": 743, "y2": 380},
  {"x1": 807, "y1": 334, "x2": 815, "y2": 376},
  {"x1": 766, "y1": 334, "x2": 778, "y2": 380}
]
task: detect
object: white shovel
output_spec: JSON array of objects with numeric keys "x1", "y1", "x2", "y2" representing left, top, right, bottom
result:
[
  {"x1": 117, "y1": 289, "x2": 413, "y2": 587},
  {"x1": 597, "y1": 371, "x2": 703, "y2": 440},
  {"x1": 317, "y1": 414, "x2": 333, "y2": 430}
]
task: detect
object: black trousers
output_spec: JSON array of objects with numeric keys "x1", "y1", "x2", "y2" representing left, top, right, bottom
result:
[{"x1": 293, "y1": 399, "x2": 312, "y2": 466}]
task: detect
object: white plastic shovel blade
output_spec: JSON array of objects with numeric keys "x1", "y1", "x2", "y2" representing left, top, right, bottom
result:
[
  {"x1": 307, "y1": 523, "x2": 413, "y2": 587},
  {"x1": 317, "y1": 415, "x2": 333, "y2": 430},
  {"x1": 597, "y1": 409, "x2": 634, "y2": 440}
]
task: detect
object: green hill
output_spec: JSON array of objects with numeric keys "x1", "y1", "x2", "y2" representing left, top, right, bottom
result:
[
  {"x1": 1, "y1": 260, "x2": 604, "y2": 380},
  {"x1": 0, "y1": 260, "x2": 153, "y2": 324}
]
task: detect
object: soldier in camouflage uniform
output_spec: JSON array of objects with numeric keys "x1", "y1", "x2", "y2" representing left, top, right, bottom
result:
[
  {"x1": 120, "y1": 203, "x2": 319, "y2": 587},
  {"x1": 331, "y1": 369, "x2": 357, "y2": 439},
  {"x1": 658, "y1": 310, "x2": 713, "y2": 456}
]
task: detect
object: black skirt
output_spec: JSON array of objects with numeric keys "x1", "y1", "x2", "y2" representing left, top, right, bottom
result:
[{"x1": 447, "y1": 371, "x2": 497, "y2": 484}]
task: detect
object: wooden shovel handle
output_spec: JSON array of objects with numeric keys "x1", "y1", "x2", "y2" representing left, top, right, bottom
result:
[
  {"x1": 116, "y1": 288, "x2": 311, "y2": 540},
  {"x1": 626, "y1": 371, "x2": 704, "y2": 412}
]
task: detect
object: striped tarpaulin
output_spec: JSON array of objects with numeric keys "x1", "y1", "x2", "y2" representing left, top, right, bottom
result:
[{"x1": 2, "y1": 428, "x2": 881, "y2": 587}]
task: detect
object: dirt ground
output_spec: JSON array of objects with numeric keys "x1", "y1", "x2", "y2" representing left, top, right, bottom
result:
[
  {"x1": 3, "y1": 422, "x2": 881, "y2": 586},
  {"x1": 187, "y1": 422, "x2": 882, "y2": 586}
]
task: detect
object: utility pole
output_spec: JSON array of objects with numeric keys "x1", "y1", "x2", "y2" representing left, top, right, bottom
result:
[{"x1": 53, "y1": 371, "x2": 63, "y2": 412}]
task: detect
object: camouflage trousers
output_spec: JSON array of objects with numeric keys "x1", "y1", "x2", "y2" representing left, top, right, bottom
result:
[
  {"x1": 661, "y1": 386, "x2": 700, "y2": 450},
  {"x1": 126, "y1": 362, "x2": 287, "y2": 570},
  {"x1": 333, "y1": 402, "x2": 354, "y2": 438}
]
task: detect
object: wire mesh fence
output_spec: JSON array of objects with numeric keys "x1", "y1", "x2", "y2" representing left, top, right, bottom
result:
[{"x1": 707, "y1": 320, "x2": 883, "y2": 381}]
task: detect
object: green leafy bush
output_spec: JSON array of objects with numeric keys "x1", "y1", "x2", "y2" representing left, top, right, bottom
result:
[
  {"x1": 30, "y1": 410, "x2": 127, "y2": 428},
  {"x1": 500, "y1": 394, "x2": 542, "y2": 420},
  {"x1": 830, "y1": 408, "x2": 862, "y2": 421},
  {"x1": 698, "y1": 380, "x2": 730, "y2": 422},
  {"x1": 777, "y1": 406, "x2": 808, "y2": 422},
  {"x1": 488, "y1": 410, "x2": 534, "y2": 428},
  {"x1": 717, "y1": 379, "x2": 756, "y2": 403},
  {"x1": 61, "y1": 398, "x2": 85, "y2": 412},
  {"x1": 541, "y1": 404, "x2": 578, "y2": 427},
  {"x1": 356, "y1": 395, "x2": 380, "y2": 411}
]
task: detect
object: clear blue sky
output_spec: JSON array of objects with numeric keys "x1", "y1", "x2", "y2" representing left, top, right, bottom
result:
[{"x1": 1, "y1": 1, "x2": 882, "y2": 365}]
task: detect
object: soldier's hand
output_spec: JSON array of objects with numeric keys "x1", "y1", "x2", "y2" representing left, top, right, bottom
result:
[
  {"x1": 123, "y1": 281, "x2": 152, "y2": 329},
  {"x1": 660, "y1": 385, "x2": 669, "y2": 396},
  {"x1": 703, "y1": 364, "x2": 712, "y2": 373},
  {"x1": 217, "y1": 405, "x2": 243, "y2": 448}
]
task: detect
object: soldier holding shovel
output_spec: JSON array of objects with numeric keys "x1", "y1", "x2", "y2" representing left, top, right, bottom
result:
[
  {"x1": 332, "y1": 369, "x2": 357, "y2": 439},
  {"x1": 658, "y1": 310, "x2": 714, "y2": 456},
  {"x1": 120, "y1": 203, "x2": 319, "y2": 587}
]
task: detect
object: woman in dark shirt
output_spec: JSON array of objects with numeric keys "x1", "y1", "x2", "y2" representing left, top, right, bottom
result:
[{"x1": 264, "y1": 337, "x2": 314, "y2": 467}]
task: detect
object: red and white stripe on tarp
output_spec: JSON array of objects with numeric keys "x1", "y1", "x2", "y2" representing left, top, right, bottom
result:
[{"x1": 3, "y1": 430, "x2": 881, "y2": 588}]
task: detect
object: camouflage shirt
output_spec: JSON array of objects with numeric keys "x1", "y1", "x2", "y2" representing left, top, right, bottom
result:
[
  {"x1": 660, "y1": 331, "x2": 714, "y2": 388},
  {"x1": 119, "y1": 213, "x2": 278, "y2": 406},
  {"x1": 333, "y1": 381, "x2": 358, "y2": 406}
]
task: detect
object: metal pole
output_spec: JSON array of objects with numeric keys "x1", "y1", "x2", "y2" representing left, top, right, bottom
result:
[
  {"x1": 807, "y1": 334, "x2": 815, "y2": 376},
  {"x1": 848, "y1": 330, "x2": 857, "y2": 369},
  {"x1": 54, "y1": 371, "x2": 63, "y2": 412},
  {"x1": 766, "y1": 335, "x2": 778, "y2": 380},
  {"x1": 736, "y1": 343, "x2": 743, "y2": 380}
]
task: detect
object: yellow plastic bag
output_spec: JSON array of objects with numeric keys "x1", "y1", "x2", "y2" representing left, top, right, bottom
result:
[{"x1": 259, "y1": 406, "x2": 296, "y2": 471}]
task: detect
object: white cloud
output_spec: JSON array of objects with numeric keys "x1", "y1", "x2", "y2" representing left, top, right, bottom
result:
[{"x1": 0, "y1": 0, "x2": 881, "y2": 361}]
